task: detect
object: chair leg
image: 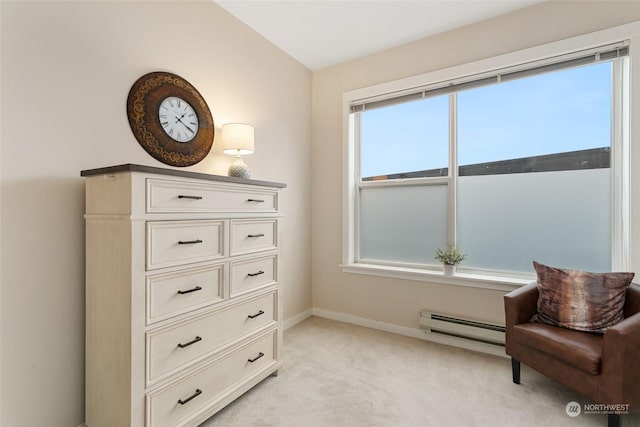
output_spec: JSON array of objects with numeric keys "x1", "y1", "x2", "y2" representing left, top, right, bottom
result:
[
  {"x1": 608, "y1": 413, "x2": 620, "y2": 427},
  {"x1": 511, "y1": 358, "x2": 521, "y2": 384}
]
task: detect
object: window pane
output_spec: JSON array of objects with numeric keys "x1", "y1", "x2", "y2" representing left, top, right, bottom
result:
[
  {"x1": 458, "y1": 63, "x2": 612, "y2": 167},
  {"x1": 457, "y1": 170, "x2": 611, "y2": 273},
  {"x1": 457, "y1": 63, "x2": 612, "y2": 273},
  {"x1": 359, "y1": 184, "x2": 447, "y2": 264},
  {"x1": 360, "y1": 96, "x2": 449, "y2": 180}
]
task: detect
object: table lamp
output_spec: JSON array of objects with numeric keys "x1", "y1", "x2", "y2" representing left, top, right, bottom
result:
[{"x1": 222, "y1": 123, "x2": 254, "y2": 178}]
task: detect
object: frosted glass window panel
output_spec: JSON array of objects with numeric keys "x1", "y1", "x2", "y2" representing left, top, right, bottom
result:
[
  {"x1": 457, "y1": 169, "x2": 611, "y2": 274},
  {"x1": 359, "y1": 184, "x2": 448, "y2": 264},
  {"x1": 360, "y1": 96, "x2": 449, "y2": 180}
]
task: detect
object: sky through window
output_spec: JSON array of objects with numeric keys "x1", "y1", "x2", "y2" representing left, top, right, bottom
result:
[{"x1": 360, "y1": 62, "x2": 612, "y2": 179}]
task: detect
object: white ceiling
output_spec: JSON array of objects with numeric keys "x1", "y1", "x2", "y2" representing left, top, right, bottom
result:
[{"x1": 215, "y1": 0, "x2": 544, "y2": 70}]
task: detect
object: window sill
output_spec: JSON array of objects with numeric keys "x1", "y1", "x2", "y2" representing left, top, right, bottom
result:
[{"x1": 340, "y1": 263, "x2": 533, "y2": 292}]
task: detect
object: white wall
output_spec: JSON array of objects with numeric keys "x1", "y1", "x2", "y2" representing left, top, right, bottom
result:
[
  {"x1": 311, "y1": 1, "x2": 640, "y2": 329},
  {"x1": 0, "y1": 1, "x2": 312, "y2": 425}
]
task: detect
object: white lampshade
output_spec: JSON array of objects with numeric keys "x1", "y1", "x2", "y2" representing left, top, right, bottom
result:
[{"x1": 222, "y1": 123, "x2": 254, "y2": 155}]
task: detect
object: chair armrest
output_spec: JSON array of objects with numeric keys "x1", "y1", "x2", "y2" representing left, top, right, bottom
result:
[
  {"x1": 601, "y1": 310, "x2": 640, "y2": 409},
  {"x1": 504, "y1": 282, "x2": 538, "y2": 327},
  {"x1": 607, "y1": 311, "x2": 640, "y2": 336},
  {"x1": 624, "y1": 284, "x2": 640, "y2": 318}
]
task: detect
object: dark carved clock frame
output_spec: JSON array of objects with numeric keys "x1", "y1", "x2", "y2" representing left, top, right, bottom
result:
[{"x1": 127, "y1": 72, "x2": 214, "y2": 167}]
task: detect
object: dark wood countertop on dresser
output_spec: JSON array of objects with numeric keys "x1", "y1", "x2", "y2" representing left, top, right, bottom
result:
[{"x1": 81, "y1": 163, "x2": 287, "y2": 189}]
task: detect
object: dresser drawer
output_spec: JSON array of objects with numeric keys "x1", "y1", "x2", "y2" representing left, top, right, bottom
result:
[
  {"x1": 147, "y1": 221, "x2": 226, "y2": 270},
  {"x1": 230, "y1": 254, "x2": 277, "y2": 297},
  {"x1": 147, "y1": 291, "x2": 277, "y2": 385},
  {"x1": 147, "y1": 178, "x2": 278, "y2": 214},
  {"x1": 146, "y1": 263, "x2": 227, "y2": 325},
  {"x1": 230, "y1": 219, "x2": 277, "y2": 256},
  {"x1": 146, "y1": 330, "x2": 277, "y2": 427}
]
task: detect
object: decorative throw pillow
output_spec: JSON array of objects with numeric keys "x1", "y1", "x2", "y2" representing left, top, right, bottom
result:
[{"x1": 531, "y1": 261, "x2": 634, "y2": 333}]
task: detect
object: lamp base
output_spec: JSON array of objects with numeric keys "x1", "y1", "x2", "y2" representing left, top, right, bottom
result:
[{"x1": 228, "y1": 156, "x2": 250, "y2": 179}]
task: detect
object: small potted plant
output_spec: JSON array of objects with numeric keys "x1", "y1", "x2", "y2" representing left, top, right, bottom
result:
[{"x1": 434, "y1": 246, "x2": 467, "y2": 275}]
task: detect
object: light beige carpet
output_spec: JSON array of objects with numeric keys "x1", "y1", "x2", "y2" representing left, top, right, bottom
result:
[{"x1": 200, "y1": 316, "x2": 640, "y2": 427}]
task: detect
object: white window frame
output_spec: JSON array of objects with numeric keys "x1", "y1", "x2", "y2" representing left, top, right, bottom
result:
[{"x1": 342, "y1": 22, "x2": 639, "y2": 292}]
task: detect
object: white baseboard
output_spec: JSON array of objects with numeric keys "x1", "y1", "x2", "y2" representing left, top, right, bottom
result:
[
  {"x1": 311, "y1": 307, "x2": 507, "y2": 358},
  {"x1": 312, "y1": 308, "x2": 424, "y2": 338},
  {"x1": 283, "y1": 308, "x2": 313, "y2": 330}
]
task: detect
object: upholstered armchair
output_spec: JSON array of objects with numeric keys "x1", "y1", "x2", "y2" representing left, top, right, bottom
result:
[{"x1": 504, "y1": 281, "x2": 640, "y2": 427}]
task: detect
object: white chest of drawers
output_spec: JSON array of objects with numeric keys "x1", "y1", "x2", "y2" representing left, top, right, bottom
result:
[{"x1": 82, "y1": 164, "x2": 285, "y2": 427}]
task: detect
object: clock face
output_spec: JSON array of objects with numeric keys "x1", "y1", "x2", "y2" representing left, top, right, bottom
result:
[{"x1": 159, "y1": 96, "x2": 199, "y2": 143}]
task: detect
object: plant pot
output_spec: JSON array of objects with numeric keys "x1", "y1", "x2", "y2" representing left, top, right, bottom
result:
[{"x1": 443, "y1": 264, "x2": 456, "y2": 276}]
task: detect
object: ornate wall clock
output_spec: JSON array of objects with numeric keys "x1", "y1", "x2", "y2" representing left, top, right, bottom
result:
[{"x1": 127, "y1": 72, "x2": 214, "y2": 167}]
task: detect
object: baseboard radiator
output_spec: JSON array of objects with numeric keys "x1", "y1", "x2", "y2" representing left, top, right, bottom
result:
[{"x1": 420, "y1": 310, "x2": 506, "y2": 351}]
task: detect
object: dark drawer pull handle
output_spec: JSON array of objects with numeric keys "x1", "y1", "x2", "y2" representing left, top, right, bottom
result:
[
  {"x1": 177, "y1": 336, "x2": 202, "y2": 349},
  {"x1": 247, "y1": 199, "x2": 265, "y2": 203},
  {"x1": 248, "y1": 352, "x2": 264, "y2": 363},
  {"x1": 247, "y1": 310, "x2": 265, "y2": 319},
  {"x1": 247, "y1": 271, "x2": 264, "y2": 277},
  {"x1": 177, "y1": 286, "x2": 202, "y2": 295},
  {"x1": 247, "y1": 234, "x2": 265, "y2": 238},
  {"x1": 178, "y1": 239, "x2": 203, "y2": 245},
  {"x1": 178, "y1": 389, "x2": 202, "y2": 405},
  {"x1": 178, "y1": 195, "x2": 203, "y2": 200}
]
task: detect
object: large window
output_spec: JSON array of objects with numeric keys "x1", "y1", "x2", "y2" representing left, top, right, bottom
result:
[{"x1": 348, "y1": 42, "x2": 629, "y2": 280}]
